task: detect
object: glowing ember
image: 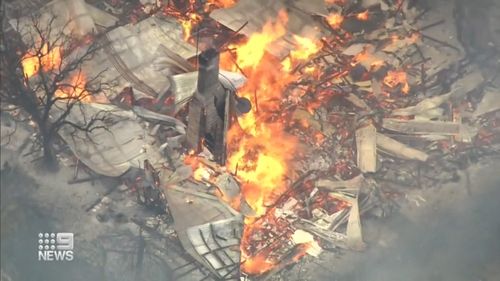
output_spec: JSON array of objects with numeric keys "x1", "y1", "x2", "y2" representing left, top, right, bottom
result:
[
  {"x1": 206, "y1": 0, "x2": 237, "y2": 8},
  {"x1": 326, "y1": 13, "x2": 344, "y2": 28},
  {"x1": 353, "y1": 49, "x2": 385, "y2": 69},
  {"x1": 384, "y1": 70, "x2": 410, "y2": 94},
  {"x1": 21, "y1": 44, "x2": 62, "y2": 78},
  {"x1": 356, "y1": 10, "x2": 369, "y2": 21},
  {"x1": 325, "y1": 0, "x2": 345, "y2": 4}
]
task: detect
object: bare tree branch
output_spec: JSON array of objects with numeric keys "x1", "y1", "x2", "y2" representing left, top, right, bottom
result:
[{"x1": 1, "y1": 11, "x2": 110, "y2": 169}]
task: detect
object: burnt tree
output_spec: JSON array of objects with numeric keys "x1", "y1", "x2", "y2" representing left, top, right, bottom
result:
[{"x1": 0, "y1": 12, "x2": 110, "y2": 169}]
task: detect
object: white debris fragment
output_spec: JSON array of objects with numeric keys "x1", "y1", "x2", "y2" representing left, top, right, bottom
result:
[{"x1": 291, "y1": 229, "x2": 322, "y2": 258}]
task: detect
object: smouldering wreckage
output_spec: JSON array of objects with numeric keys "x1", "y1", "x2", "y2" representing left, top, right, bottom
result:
[{"x1": 5, "y1": 0, "x2": 500, "y2": 280}]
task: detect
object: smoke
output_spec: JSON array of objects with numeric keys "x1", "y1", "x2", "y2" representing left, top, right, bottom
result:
[{"x1": 334, "y1": 157, "x2": 500, "y2": 281}]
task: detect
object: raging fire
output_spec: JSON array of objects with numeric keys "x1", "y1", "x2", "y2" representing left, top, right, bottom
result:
[
  {"x1": 290, "y1": 35, "x2": 322, "y2": 61},
  {"x1": 173, "y1": 0, "x2": 417, "y2": 276},
  {"x1": 224, "y1": 10, "x2": 298, "y2": 218},
  {"x1": 218, "y1": 10, "x2": 325, "y2": 274},
  {"x1": 232, "y1": 10, "x2": 288, "y2": 69}
]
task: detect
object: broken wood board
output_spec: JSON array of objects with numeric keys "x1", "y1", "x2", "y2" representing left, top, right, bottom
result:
[
  {"x1": 345, "y1": 93, "x2": 371, "y2": 111},
  {"x1": 382, "y1": 118, "x2": 460, "y2": 135},
  {"x1": 356, "y1": 123, "x2": 377, "y2": 173},
  {"x1": 315, "y1": 174, "x2": 365, "y2": 192},
  {"x1": 329, "y1": 189, "x2": 365, "y2": 250},
  {"x1": 392, "y1": 72, "x2": 484, "y2": 116},
  {"x1": 376, "y1": 133, "x2": 429, "y2": 162}
]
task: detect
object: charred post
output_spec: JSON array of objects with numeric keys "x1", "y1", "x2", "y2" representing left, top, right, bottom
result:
[{"x1": 186, "y1": 48, "x2": 231, "y2": 165}]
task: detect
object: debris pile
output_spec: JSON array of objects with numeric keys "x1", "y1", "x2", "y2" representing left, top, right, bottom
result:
[
  {"x1": 176, "y1": 0, "x2": 500, "y2": 278},
  {"x1": 2, "y1": 0, "x2": 499, "y2": 280}
]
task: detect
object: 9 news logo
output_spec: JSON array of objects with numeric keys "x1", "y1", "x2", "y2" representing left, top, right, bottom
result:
[{"x1": 37, "y1": 232, "x2": 74, "y2": 261}]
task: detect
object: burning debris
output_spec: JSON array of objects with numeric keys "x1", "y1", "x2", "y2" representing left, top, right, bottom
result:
[
  {"x1": 178, "y1": 0, "x2": 499, "y2": 278},
  {"x1": 2, "y1": 0, "x2": 500, "y2": 280}
]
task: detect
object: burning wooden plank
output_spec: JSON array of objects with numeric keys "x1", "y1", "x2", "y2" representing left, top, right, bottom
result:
[{"x1": 356, "y1": 123, "x2": 377, "y2": 173}]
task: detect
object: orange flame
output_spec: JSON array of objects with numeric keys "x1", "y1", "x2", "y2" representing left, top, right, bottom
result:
[
  {"x1": 219, "y1": 10, "x2": 323, "y2": 275},
  {"x1": 206, "y1": 0, "x2": 236, "y2": 8},
  {"x1": 232, "y1": 10, "x2": 288, "y2": 69},
  {"x1": 180, "y1": 7, "x2": 325, "y2": 276},
  {"x1": 326, "y1": 13, "x2": 344, "y2": 28},
  {"x1": 179, "y1": 13, "x2": 202, "y2": 41},
  {"x1": 184, "y1": 153, "x2": 214, "y2": 181},
  {"x1": 325, "y1": 0, "x2": 345, "y2": 4},
  {"x1": 55, "y1": 72, "x2": 93, "y2": 102},
  {"x1": 241, "y1": 251, "x2": 276, "y2": 275},
  {"x1": 383, "y1": 70, "x2": 410, "y2": 94},
  {"x1": 290, "y1": 35, "x2": 322, "y2": 61},
  {"x1": 356, "y1": 10, "x2": 369, "y2": 21},
  {"x1": 21, "y1": 44, "x2": 62, "y2": 78}
]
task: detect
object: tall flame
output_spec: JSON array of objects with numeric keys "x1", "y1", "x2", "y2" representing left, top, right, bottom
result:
[
  {"x1": 220, "y1": 10, "x2": 323, "y2": 275},
  {"x1": 225, "y1": 10, "x2": 297, "y2": 217}
]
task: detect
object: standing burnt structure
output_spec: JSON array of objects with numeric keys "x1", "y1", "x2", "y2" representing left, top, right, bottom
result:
[{"x1": 186, "y1": 48, "x2": 239, "y2": 165}]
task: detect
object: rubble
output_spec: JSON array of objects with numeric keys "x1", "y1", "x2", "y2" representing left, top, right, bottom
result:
[{"x1": 2, "y1": 0, "x2": 500, "y2": 280}]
